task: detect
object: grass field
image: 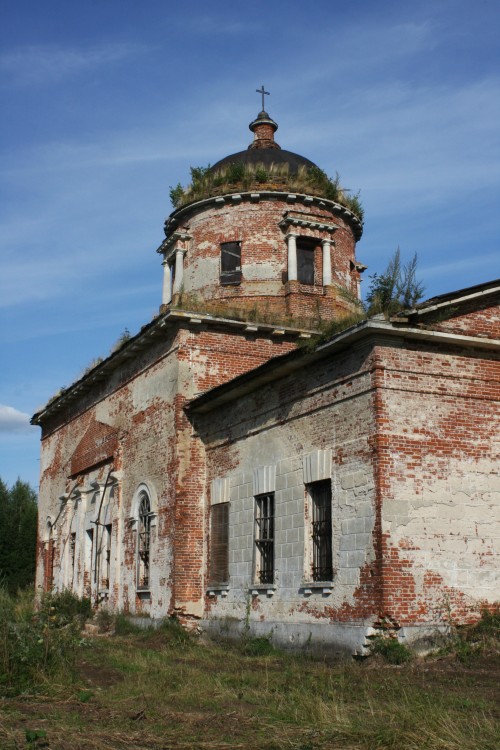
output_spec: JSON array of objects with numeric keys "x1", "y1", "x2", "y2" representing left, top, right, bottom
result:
[{"x1": 1, "y1": 605, "x2": 499, "y2": 750}]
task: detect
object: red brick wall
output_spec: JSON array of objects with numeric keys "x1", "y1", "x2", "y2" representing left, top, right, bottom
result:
[
  {"x1": 170, "y1": 325, "x2": 298, "y2": 614},
  {"x1": 35, "y1": 319, "x2": 300, "y2": 617},
  {"x1": 176, "y1": 197, "x2": 360, "y2": 326},
  {"x1": 424, "y1": 293, "x2": 500, "y2": 340},
  {"x1": 196, "y1": 343, "x2": 381, "y2": 625},
  {"x1": 374, "y1": 342, "x2": 500, "y2": 625},
  {"x1": 194, "y1": 334, "x2": 499, "y2": 634}
]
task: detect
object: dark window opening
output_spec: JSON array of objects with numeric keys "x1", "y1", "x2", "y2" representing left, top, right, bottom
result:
[
  {"x1": 85, "y1": 528, "x2": 94, "y2": 595},
  {"x1": 104, "y1": 524, "x2": 112, "y2": 589},
  {"x1": 310, "y1": 480, "x2": 333, "y2": 581},
  {"x1": 209, "y1": 502, "x2": 229, "y2": 584},
  {"x1": 220, "y1": 242, "x2": 242, "y2": 285},
  {"x1": 70, "y1": 532, "x2": 76, "y2": 579},
  {"x1": 297, "y1": 242, "x2": 315, "y2": 285},
  {"x1": 255, "y1": 493, "x2": 274, "y2": 584},
  {"x1": 138, "y1": 492, "x2": 151, "y2": 590}
]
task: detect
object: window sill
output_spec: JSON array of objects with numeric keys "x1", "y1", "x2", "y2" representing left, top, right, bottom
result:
[
  {"x1": 207, "y1": 585, "x2": 229, "y2": 598},
  {"x1": 250, "y1": 584, "x2": 276, "y2": 597},
  {"x1": 300, "y1": 582, "x2": 333, "y2": 595}
]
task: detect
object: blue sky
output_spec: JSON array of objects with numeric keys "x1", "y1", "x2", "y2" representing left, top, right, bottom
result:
[{"x1": 1, "y1": 0, "x2": 499, "y2": 490}]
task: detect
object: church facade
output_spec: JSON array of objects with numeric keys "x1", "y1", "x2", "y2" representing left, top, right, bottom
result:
[{"x1": 33, "y1": 108, "x2": 500, "y2": 655}]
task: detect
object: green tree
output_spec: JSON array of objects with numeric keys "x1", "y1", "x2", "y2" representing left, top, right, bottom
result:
[
  {"x1": 0, "y1": 478, "x2": 38, "y2": 593},
  {"x1": 366, "y1": 248, "x2": 424, "y2": 317}
]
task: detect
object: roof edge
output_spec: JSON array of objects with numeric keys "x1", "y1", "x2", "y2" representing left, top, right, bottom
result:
[
  {"x1": 187, "y1": 319, "x2": 500, "y2": 415},
  {"x1": 396, "y1": 279, "x2": 500, "y2": 319},
  {"x1": 163, "y1": 189, "x2": 363, "y2": 245},
  {"x1": 31, "y1": 310, "x2": 317, "y2": 426}
]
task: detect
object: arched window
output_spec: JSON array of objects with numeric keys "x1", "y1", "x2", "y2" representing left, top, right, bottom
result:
[{"x1": 137, "y1": 491, "x2": 151, "y2": 590}]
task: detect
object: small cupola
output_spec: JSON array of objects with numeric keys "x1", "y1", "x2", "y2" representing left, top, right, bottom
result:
[{"x1": 248, "y1": 110, "x2": 281, "y2": 150}]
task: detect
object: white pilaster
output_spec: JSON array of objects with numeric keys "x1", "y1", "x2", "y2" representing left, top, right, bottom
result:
[
  {"x1": 322, "y1": 239, "x2": 332, "y2": 286},
  {"x1": 287, "y1": 233, "x2": 297, "y2": 281},
  {"x1": 172, "y1": 248, "x2": 184, "y2": 294},
  {"x1": 162, "y1": 258, "x2": 172, "y2": 305}
]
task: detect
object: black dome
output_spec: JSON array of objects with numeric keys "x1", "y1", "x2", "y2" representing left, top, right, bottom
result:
[
  {"x1": 210, "y1": 148, "x2": 318, "y2": 175},
  {"x1": 210, "y1": 110, "x2": 318, "y2": 176}
]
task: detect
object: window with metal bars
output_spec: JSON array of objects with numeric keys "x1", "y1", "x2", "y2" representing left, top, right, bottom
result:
[
  {"x1": 209, "y1": 502, "x2": 229, "y2": 584},
  {"x1": 137, "y1": 492, "x2": 151, "y2": 590},
  {"x1": 220, "y1": 241, "x2": 242, "y2": 285},
  {"x1": 254, "y1": 493, "x2": 274, "y2": 584},
  {"x1": 309, "y1": 480, "x2": 333, "y2": 581}
]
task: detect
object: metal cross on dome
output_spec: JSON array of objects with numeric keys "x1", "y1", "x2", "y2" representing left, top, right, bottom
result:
[{"x1": 256, "y1": 85, "x2": 270, "y2": 111}]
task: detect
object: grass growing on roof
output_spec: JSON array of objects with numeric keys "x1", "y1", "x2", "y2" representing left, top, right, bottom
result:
[{"x1": 169, "y1": 162, "x2": 364, "y2": 221}]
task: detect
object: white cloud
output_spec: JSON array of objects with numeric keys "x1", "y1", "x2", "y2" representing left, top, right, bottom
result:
[
  {"x1": 0, "y1": 405, "x2": 32, "y2": 433},
  {"x1": 0, "y1": 42, "x2": 144, "y2": 86}
]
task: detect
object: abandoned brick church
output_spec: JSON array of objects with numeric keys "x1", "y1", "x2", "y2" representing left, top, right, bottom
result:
[{"x1": 33, "y1": 106, "x2": 499, "y2": 655}]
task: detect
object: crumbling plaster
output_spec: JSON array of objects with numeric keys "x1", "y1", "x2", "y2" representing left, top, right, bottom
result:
[
  {"x1": 197, "y1": 343, "x2": 379, "y2": 646},
  {"x1": 177, "y1": 197, "x2": 358, "y2": 308}
]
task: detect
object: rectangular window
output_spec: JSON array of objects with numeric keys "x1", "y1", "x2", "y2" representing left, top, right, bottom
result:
[
  {"x1": 44, "y1": 539, "x2": 55, "y2": 592},
  {"x1": 254, "y1": 493, "x2": 274, "y2": 584},
  {"x1": 220, "y1": 242, "x2": 242, "y2": 285},
  {"x1": 209, "y1": 502, "x2": 229, "y2": 584},
  {"x1": 309, "y1": 480, "x2": 333, "y2": 581},
  {"x1": 70, "y1": 532, "x2": 76, "y2": 582},
  {"x1": 85, "y1": 528, "x2": 94, "y2": 596},
  {"x1": 104, "y1": 524, "x2": 112, "y2": 589},
  {"x1": 297, "y1": 242, "x2": 315, "y2": 285}
]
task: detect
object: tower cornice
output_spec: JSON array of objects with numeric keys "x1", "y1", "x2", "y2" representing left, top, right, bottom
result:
[{"x1": 162, "y1": 190, "x2": 363, "y2": 247}]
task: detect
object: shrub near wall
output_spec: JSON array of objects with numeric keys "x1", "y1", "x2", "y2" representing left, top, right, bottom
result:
[{"x1": 0, "y1": 588, "x2": 91, "y2": 696}]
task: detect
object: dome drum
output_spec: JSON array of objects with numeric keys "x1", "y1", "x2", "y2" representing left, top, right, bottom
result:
[
  {"x1": 159, "y1": 109, "x2": 365, "y2": 326},
  {"x1": 159, "y1": 192, "x2": 362, "y2": 325}
]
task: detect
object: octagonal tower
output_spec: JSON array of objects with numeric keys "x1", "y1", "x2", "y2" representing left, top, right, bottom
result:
[{"x1": 157, "y1": 110, "x2": 365, "y2": 326}]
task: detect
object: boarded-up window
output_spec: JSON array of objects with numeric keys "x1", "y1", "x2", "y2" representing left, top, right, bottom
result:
[
  {"x1": 209, "y1": 502, "x2": 229, "y2": 584},
  {"x1": 44, "y1": 538, "x2": 55, "y2": 592},
  {"x1": 297, "y1": 242, "x2": 315, "y2": 285},
  {"x1": 220, "y1": 242, "x2": 242, "y2": 285}
]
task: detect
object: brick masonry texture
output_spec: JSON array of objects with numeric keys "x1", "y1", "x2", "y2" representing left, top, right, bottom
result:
[
  {"x1": 196, "y1": 326, "x2": 499, "y2": 639},
  {"x1": 170, "y1": 196, "x2": 361, "y2": 324},
  {"x1": 35, "y1": 320, "x2": 298, "y2": 620},
  {"x1": 33, "y1": 129, "x2": 499, "y2": 651},
  {"x1": 35, "y1": 287, "x2": 500, "y2": 650}
]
